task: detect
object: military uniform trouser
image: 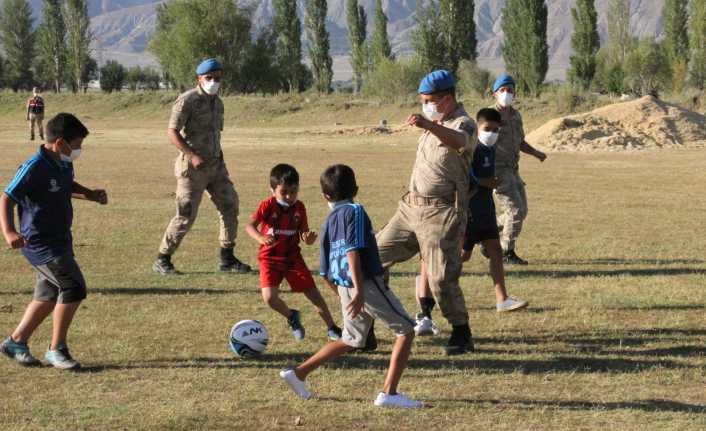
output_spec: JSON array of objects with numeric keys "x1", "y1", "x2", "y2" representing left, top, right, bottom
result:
[
  {"x1": 29, "y1": 114, "x2": 44, "y2": 139},
  {"x1": 494, "y1": 167, "x2": 528, "y2": 252},
  {"x1": 375, "y1": 196, "x2": 469, "y2": 326},
  {"x1": 159, "y1": 158, "x2": 239, "y2": 255}
]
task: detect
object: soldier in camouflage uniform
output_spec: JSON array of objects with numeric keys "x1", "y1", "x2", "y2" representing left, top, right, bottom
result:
[
  {"x1": 153, "y1": 58, "x2": 250, "y2": 275},
  {"x1": 375, "y1": 70, "x2": 476, "y2": 356},
  {"x1": 490, "y1": 74, "x2": 547, "y2": 265}
]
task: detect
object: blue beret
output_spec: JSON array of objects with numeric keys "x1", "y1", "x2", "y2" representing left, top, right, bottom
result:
[
  {"x1": 418, "y1": 70, "x2": 455, "y2": 94},
  {"x1": 492, "y1": 74, "x2": 515, "y2": 93},
  {"x1": 196, "y1": 58, "x2": 222, "y2": 75}
]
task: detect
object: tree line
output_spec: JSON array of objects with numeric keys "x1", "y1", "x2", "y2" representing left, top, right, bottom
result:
[{"x1": 1, "y1": 0, "x2": 704, "y2": 96}]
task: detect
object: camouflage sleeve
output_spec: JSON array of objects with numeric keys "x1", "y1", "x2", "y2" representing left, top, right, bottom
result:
[
  {"x1": 516, "y1": 111, "x2": 526, "y2": 141},
  {"x1": 168, "y1": 94, "x2": 190, "y2": 130},
  {"x1": 454, "y1": 117, "x2": 477, "y2": 154}
]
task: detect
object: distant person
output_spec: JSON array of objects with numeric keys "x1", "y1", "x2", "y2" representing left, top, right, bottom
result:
[
  {"x1": 414, "y1": 108, "x2": 528, "y2": 336},
  {"x1": 490, "y1": 74, "x2": 547, "y2": 265},
  {"x1": 280, "y1": 164, "x2": 421, "y2": 409},
  {"x1": 245, "y1": 163, "x2": 342, "y2": 342},
  {"x1": 26, "y1": 87, "x2": 45, "y2": 141},
  {"x1": 0, "y1": 113, "x2": 108, "y2": 370},
  {"x1": 153, "y1": 58, "x2": 250, "y2": 275},
  {"x1": 375, "y1": 70, "x2": 476, "y2": 356}
]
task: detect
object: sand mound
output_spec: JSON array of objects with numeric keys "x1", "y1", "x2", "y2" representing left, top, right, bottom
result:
[{"x1": 526, "y1": 96, "x2": 706, "y2": 152}]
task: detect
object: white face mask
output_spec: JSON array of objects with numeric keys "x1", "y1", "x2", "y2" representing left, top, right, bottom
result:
[
  {"x1": 276, "y1": 199, "x2": 296, "y2": 208},
  {"x1": 327, "y1": 201, "x2": 335, "y2": 210},
  {"x1": 60, "y1": 148, "x2": 81, "y2": 163},
  {"x1": 201, "y1": 80, "x2": 220, "y2": 96},
  {"x1": 478, "y1": 130, "x2": 499, "y2": 147},
  {"x1": 497, "y1": 91, "x2": 513, "y2": 108},
  {"x1": 422, "y1": 102, "x2": 444, "y2": 121}
]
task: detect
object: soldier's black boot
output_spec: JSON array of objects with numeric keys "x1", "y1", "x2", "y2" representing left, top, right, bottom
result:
[
  {"x1": 153, "y1": 253, "x2": 177, "y2": 275},
  {"x1": 503, "y1": 249, "x2": 528, "y2": 266},
  {"x1": 219, "y1": 247, "x2": 251, "y2": 273},
  {"x1": 443, "y1": 324, "x2": 474, "y2": 356}
]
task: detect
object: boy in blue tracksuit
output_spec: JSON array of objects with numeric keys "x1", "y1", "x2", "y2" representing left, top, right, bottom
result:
[
  {"x1": 414, "y1": 109, "x2": 528, "y2": 335},
  {"x1": 0, "y1": 113, "x2": 108, "y2": 370}
]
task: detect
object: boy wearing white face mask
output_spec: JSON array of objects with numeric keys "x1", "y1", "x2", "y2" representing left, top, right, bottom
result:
[
  {"x1": 490, "y1": 74, "x2": 547, "y2": 266},
  {"x1": 245, "y1": 164, "x2": 342, "y2": 342},
  {"x1": 1, "y1": 113, "x2": 108, "y2": 370},
  {"x1": 154, "y1": 58, "x2": 251, "y2": 275}
]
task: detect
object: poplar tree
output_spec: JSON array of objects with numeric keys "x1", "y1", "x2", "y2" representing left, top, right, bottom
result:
[
  {"x1": 568, "y1": 0, "x2": 600, "y2": 89},
  {"x1": 305, "y1": 0, "x2": 333, "y2": 93},
  {"x1": 347, "y1": 0, "x2": 367, "y2": 93},
  {"x1": 501, "y1": 0, "x2": 548, "y2": 96},
  {"x1": 0, "y1": 0, "x2": 35, "y2": 91}
]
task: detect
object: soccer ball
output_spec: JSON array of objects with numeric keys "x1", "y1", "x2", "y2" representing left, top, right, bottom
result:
[{"x1": 229, "y1": 320, "x2": 268, "y2": 358}]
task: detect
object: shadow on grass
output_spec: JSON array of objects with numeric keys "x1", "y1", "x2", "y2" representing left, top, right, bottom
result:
[
  {"x1": 427, "y1": 397, "x2": 706, "y2": 413},
  {"x1": 388, "y1": 267, "x2": 706, "y2": 279},
  {"x1": 76, "y1": 352, "x2": 697, "y2": 375},
  {"x1": 533, "y1": 258, "x2": 706, "y2": 266},
  {"x1": 91, "y1": 287, "x2": 258, "y2": 295}
]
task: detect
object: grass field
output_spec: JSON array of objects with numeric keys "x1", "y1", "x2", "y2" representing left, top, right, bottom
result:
[{"x1": 0, "y1": 93, "x2": 705, "y2": 430}]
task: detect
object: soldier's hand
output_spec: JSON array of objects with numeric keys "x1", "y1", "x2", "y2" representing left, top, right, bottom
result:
[
  {"x1": 302, "y1": 231, "x2": 318, "y2": 245},
  {"x1": 91, "y1": 189, "x2": 108, "y2": 205},
  {"x1": 258, "y1": 234, "x2": 275, "y2": 246},
  {"x1": 535, "y1": 150, "x2": 547, "y2": 162},
  {"x1": 407, "y1": 114, "x2": 432, "y2": 130},
  {"x1": 4, "y1": 231, "x2": 26, "y2": 249},
  {"x1": 190, "y1": 154, "x2": 205, "y2": 169}
]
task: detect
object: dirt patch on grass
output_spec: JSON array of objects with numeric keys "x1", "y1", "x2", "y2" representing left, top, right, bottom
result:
[{"x1": 527, "y1": 96, "x2": 706, "y2": 152}]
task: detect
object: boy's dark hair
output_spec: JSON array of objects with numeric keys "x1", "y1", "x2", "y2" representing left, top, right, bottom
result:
[
  {"x1": 476, "y1": 108, "x2": 501, "y2": 124},
  {"x1": 320, "y1": 164, "x2": 358, "y2": 202},
  {"x1": 270, "y1": 163, "x2": 299, "y2": 189},
  {"x1": 432, "y1": 87, "x2": 456, "y2": 99},
  {"x1": 45, "y1": 113, "x2": 89, "y2": 143}
]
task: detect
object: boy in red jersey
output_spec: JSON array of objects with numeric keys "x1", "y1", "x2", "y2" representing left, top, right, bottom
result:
[{"x1": 245, "y1": 164, "x2": 342, "y2": 341}]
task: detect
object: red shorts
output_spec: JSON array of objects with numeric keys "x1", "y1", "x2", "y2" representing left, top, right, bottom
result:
[{"x1": 259, "y1": 258, "x2": 315, "y2": 292}]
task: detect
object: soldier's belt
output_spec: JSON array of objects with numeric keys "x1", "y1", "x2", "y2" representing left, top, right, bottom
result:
[{"x1": 403, "y1": 192, "x2": 453, "y2": 208}]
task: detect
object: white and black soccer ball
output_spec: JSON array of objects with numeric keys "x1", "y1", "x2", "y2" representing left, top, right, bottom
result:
[{"x1": 229, "y1": 320, "x2": 268, "y2": 358}]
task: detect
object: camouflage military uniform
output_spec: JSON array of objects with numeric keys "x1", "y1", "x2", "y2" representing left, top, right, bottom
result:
[
  {"x1": 375, "y1": 105, "x2": 476, "y2": 326},
  {"x1": 493, "y1": 105, "x2": 528, "y2": 252},
  {"x1": 158, "y1": 86, "x2": 239, "y2": 255}
]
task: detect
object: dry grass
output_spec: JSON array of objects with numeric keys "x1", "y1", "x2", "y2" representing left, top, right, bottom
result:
[{"x1": 0, "y1": 94, "x2": 704, "y2": 430}]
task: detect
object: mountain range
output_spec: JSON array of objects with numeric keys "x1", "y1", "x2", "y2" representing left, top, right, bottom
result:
[{"x1": 24, "y1": 0, "x2": 667, "y2": 81}]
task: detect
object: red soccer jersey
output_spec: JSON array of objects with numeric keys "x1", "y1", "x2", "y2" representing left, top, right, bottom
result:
[{"x1": 251, "y1": 197, "x2": 309, "y2": 263}]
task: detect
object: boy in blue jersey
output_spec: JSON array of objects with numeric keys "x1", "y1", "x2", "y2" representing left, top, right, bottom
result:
[
  {"x1": 280, "y1": 164, "x2": 421, "y2": 409},
  {"x1": 0, "y1": 113, "x2": 108, "y2": 370},
  {"x1": 414, "y1": 109, "x2": 527, "y2": 335}
]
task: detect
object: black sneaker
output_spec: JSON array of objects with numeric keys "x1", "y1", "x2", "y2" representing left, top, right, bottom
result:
[
  {"x1": 219, "y1": 248, "x2": 251, "y2": 273},
  {"x1": 152, "y1": 254, "x2": 177, "y2": 275},
  {"x1": 443, "y1": 324, "x2": 474, "y2": 356},
  {"x1": 354, "y1": 322, "x2": 378, "y2": 353},
  {"x1": 503, "y1": 250, "x2": 528, "y2": 266},
  {"x1": 288, "y1": 309, "x2": 305, "y2": 341}
]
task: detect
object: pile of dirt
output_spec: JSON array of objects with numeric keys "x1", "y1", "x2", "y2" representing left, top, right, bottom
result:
[
  {"x1": 526, "y1": 96, "x2": 706, "y2": 152},
  {"x1": 306, "y1": 125, "x2": 414, "y2": 136}
]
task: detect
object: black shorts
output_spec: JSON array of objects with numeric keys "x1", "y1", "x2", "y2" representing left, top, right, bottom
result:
[
  {"x1": 33, "y1": 253, "x2": 87, "y2": 304},
  {"x1": 464, "y1": 228, "x2": 500, "y2": 250}
]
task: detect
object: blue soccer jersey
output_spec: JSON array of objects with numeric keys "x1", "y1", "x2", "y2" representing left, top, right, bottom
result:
[
  {"x1": 4, "y1": 146, "x2": 75, "y2": 266},
  {"x1": 319, "y1": 201, "x2": 384, "y2": 287}
]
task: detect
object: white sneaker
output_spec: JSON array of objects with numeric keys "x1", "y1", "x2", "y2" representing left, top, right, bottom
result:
[
  {"x1": 414, "y1": 314, "x2": 440, "y2": 336},
  {"x1": 374, "y1": 392, "x2": 423, "y2": 409},
  {"x1": 279, "y1": 369, "x2": 312, "y2": 400},
  {"x1": 496, "y1": 297, "x2": 529, "y2": 312}
]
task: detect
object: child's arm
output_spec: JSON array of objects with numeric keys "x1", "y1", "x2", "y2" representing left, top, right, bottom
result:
[
  {"x1": 345, "y1": 250, "x2": 366, "y2": 318},
  {"x1": 301, "y1": 230, "x2": 317, "y2": 245},
  {"x1": 478, "y1": 177, "x2": 499, "y2": 189},
  {"x1": 0, "y1": 194, "x2": 26, "y2": 249},
  {"x1": 245, "y1": 219, "x2": 274, "y2": 245},
  {"x1": 72, "y1": 181, "x2": 108, "y2": 204}
]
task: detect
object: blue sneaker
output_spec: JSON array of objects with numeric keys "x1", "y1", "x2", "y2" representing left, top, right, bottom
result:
[
  {"x1": 0, "y1": 336, "x2": 41, "y2": 367},
  {"x1": 45, "y1": 344, "x2": 81, "y2": 370},
  {"x1": 288, "y1": 310, "x2": 305, "y2": 341}
]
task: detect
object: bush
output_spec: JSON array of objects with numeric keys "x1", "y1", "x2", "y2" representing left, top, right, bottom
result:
[
  {"x1": 362, "y1": 58, "x2": 426, "y2": 101},
  {"x1": 100, "y1": 60, "x2": 126, "y2": 93},
  {"x1": 456, "y1": 60, "x2": 495, "y2": 98},
  {"x1": 624, "y1": 40, "x2": 672, "y2": 96}
]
